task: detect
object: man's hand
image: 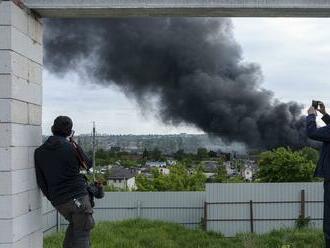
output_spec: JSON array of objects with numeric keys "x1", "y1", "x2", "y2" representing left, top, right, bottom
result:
[
  {"x1": 308, "y1": 106, "x2": 317, "y2": 116},
  {"x1": 317, "y1": 101, "x2": 327, "y2": 115}
]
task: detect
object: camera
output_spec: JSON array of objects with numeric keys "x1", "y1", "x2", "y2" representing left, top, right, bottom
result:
[{"x1": 312, "y1": 100, "x2": 321, "y2": 109}]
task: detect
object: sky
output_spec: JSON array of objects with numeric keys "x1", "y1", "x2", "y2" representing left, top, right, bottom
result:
[{"x1": 42, "y1": 18, "x2": 330, "y2": 135}]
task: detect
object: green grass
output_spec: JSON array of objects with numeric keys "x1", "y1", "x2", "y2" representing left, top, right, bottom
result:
[{"x1": 44, "y1": 219, "x2": 324, "y2": 248}]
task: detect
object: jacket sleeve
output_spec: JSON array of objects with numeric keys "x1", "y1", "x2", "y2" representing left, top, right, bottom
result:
[
  {"x1": 322, "y1": 114, "x2": 330, "y2": 125},
  {"x1": 306, "y1": 114, "x2": 330, "y2": 142},
  {"x1": 34, "y1": 153, "x2": 49, "y2": 198}
]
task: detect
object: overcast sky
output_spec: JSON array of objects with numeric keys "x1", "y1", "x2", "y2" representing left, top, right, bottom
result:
[{"x1": 42, "y1": 18, "x2": 330, "y2": 135}]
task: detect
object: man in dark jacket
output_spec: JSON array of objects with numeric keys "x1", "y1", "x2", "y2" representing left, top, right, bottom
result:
[
  {"x1": 35, "y1": 116, "x2": 94, "y2": 248},
  {"x1": 306, "y1": 102, "x2": 330, "y2": 248}
]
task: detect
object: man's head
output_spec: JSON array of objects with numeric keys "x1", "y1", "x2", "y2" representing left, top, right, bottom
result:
[{"x1": 51, "y1": 116, "x2": 73, "y2": 137}]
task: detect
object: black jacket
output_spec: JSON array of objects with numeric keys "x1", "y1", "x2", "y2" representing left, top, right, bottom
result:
[
  {"x1": 306, "y1": 113, "x2": 330, "y2": 179},
  {"x1": 34, "y1": 135, "x2": 92, "y2": 206}
]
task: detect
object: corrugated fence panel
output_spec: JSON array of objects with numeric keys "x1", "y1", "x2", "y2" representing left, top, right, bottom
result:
[
  {"x1": 43, "y1": 183, "x2": 323, "y2": 238},
  {"x1": 42, "y1": 197, "x2": 58, "y2": 236},
  {"x1": 206, "y1": 183, "x2": 323, "y2": 237},
  {"x1": 60, "y1": 192, "x2": 206, "y2": 229}
]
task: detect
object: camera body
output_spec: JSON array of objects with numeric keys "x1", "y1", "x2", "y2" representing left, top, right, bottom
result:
[{"x1": 312, "y1": 100, "x2": 321, "y2": 109}]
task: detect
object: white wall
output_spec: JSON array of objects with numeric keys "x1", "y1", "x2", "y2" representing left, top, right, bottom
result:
[{"x1": 0, "y1": 2, "x2": 43, "y2": 247}]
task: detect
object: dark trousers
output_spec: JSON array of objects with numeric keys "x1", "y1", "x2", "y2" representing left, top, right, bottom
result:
[
  {"x1": 324, "y1": 182, "x2": 330, "y2": 248},
  {"x1": 55, "y1": 194, "x2": 95, "y2": 248}
]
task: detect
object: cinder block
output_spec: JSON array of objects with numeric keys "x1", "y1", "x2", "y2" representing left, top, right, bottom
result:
[
  {"x1": 0, "y1": 208, "x2": 41, "y2": 243},
  {"x1": 0, "y1": 218, "x2": 14, "y2": 244},
  {"x1": 28, "y1": 147, "x2": 38, "y2": 170},
  {"x1": 0, "y1": 147, "x2": 33, "y2": 171},
  {"x1": 10, "y1": 124, "x2": 42, "y2": 147},
  {"x1": 0, "y1": 230, "x2": 42, "y2": 248},
  {"x1": 28, "y1": 104, "x2": 41, "y2": 125},
  {"x1": 0, "y1": 99, "x2": 11, "y2": 122},
  {"x1": 13, "y1": 208, "x2": 42, "y2": 243},
  {"x1": 0, "y1": 148, "x2": 11, "y2": 171},
  {"x1": 0, "y1": 190, "x2": 41, "y2": 219},
  {"x1": 28, "y1": 16, "x2": 43, "y2": 45},
  {"x1": 28, "y1": 61, "x2": 42, "y2": 84},
  {"x1": 0, "y1": 75, "x2": 42, "y2": 105},
  {"x1": 0, "y1": 75, "x2": 11, "y2": 99},
  {"x1": 12, "y1": 78, "x2": 42, "y2": 105},
  {"x1": 0, "y1": 51, "x2": 29, "y2": 80},
  {"x1": 0, "y1": 2, "x2": 11, "y2": 26},
  {"x1": 10, "y1": 3, "x2": 29, "y2": 35},
  {"x1": 0, "y1": 99, "x2": 28, "y2": 124},
  {"x1": 0, "y1": 168, "x2": 37, "y2": 195},
  {"x1": 0, "y1": 26, "x2": 11, "y2": 49},
  {"x1": 0, "y1": 124, "x2": 11, "y2": 147},
  {"x1": 10, "y1": 26, "x2": 43, "y2": 64},
  {"x1": 0, "y1": 51, "x2": 12, "y2": 74},
  {"x1": 0, "y1": 2, "x2": 28, "y2": 33},
  {"x1": 0, "y1": 123, "x2": 41, "y2": 147}
]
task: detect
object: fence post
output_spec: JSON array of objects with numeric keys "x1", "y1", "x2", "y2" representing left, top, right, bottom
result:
[
  {"x1": 300, "y1": 189, "x2": 305, "y2": 218},
  {"x1": 56, "y1": 210, "x2": 61, "y2": 232},
  {"x1": 249, "y1": 200, "x2": 254, "y2": 233},
  {"x1": 203, "y1": 201, "x2": 208, "y2": 231},
  {"x1": 137, "y1": 200, "x2": 141, "y2": 218}
]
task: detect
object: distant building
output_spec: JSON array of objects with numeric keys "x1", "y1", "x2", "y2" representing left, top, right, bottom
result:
[
  {"x1": 159, "y1": 167, "x2": 170, "y2": 175},
  {"x1": 110, "y1": 146, "x2": 121, "y2": 152},
  {"x1": 145, "y1": 161, "x2": 166, "y2": 168},
  {"x1": 202, "y1": 161, "x2": 219, "y2": 173},
  {"x1": 166, "y1": 160, "x2": 177, "y2": 166},
  {"x1": 203, "y1": 172, "x2": 216, "y2": 179},
  {"x1": 107, "y1": 167, "x2": 138, "y2": 190},
  {"x1": 242, "y1": 167, "x2": 253, "y2": 181}
]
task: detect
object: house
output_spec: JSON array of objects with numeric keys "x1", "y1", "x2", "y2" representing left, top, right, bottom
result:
[
  {"x1": 166, "y1": 160, "x2": 177, "y2": 166},
  {"x1": 159, "y1": 167, "x2": 170, "y2": 175},
  {"x1": 145, "y1": 161, "x2": 167, "y2": 168},
  {"x1": 202, "y1": 161, "x2": 219, "y2": 173},
  {"x1": 242, "y1": 167, "x2": 253, "y2": 181},
  {"x1": 107, "y1": 167, "x2": 138, "y2": 190}
]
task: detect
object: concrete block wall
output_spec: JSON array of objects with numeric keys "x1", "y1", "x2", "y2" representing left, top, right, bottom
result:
[{"x1": 0, "y1": 1, "x2": 43, "y2": 247}]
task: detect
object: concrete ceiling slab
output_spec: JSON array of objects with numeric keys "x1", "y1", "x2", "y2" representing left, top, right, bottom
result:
[{"x1": 23, "y1": 0, "x2": 330, "y2": 18}]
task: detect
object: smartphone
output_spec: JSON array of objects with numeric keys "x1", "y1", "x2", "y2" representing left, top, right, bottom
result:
[{"x1": 312, "y1": 100, "x2": 320, "y2": 109}]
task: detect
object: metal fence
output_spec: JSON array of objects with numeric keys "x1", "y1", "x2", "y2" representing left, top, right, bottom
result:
[
  {"x1": 42, "y1": 197, "x2": 59, "y2": 236},
  {"x1": 206, "y1": 183, "x2": 323, "y2": 236},
  {"x1": 42, "y1": 183, "x2": 324, "y2": 237}
]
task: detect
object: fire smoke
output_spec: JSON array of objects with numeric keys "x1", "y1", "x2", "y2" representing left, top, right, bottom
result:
[{"x1": 44, "y1": 18, "x2": 307, "y2": 149}]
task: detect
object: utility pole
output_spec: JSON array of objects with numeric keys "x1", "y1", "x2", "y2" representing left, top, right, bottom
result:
[{"x1": 92, "y1": 121, "x2": 96, "y2": 181}]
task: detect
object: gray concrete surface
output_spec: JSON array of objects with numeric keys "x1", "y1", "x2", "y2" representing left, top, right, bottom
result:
[{"x1": 23, "y1": 0, "x2": 330, "y2": 17}]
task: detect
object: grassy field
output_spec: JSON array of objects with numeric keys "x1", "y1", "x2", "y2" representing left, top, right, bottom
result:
[{"x1": 44, "y1": 219, "x2": 324, "y2": 248}]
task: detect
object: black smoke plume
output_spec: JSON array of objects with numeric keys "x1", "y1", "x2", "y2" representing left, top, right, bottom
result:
[{"x1": 44, "y1": 18, "x2": 307, "y2": 149}]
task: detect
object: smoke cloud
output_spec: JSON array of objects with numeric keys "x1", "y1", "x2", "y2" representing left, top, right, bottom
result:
[{"x1": 44, "y1": 18, "x2": 307, "y2": 149}]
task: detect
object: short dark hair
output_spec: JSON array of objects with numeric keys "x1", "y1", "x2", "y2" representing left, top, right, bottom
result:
[{"x1": 51, "y1": 116, "x2": 73, "y2": 137}]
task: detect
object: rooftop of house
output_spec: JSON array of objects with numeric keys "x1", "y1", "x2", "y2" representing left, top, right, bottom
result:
[{"x1": 108, "y1": 167, "x2": 138, "y2": 180}]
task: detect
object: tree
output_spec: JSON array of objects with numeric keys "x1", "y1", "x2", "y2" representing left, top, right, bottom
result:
[
  {"x1": 151, "y1": 148, "x2": 162, "y2": 161},
  {"x1": 257, "y1": 147, "x2": 316, "y2": 182},
  {"x1": 135, "y1": 164, "x2": 207, "y2": 191},
  {"x1": 135, "y1": 174, "x2": 154, "y2": 191},
  {"x1": 300, "y1": 147, "x2": 319, "y2": 164},
  {"x1": 215, "y1": 166, "x2": 228, "y2": 183},
  {"x1": 174, "y1": 149, "x2": 185, "y2": 161},
  {"x1": 208, "y1": 150, "x2": 218, "y2": 158},
  {"x1": 142, "y1": 148, "x2": 149, "y2": 159},
  {"x1": 197, "y1": 148, "x2": 208, "y2": 160}
]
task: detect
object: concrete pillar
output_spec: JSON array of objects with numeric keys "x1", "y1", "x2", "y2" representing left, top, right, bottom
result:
[{"x1": 0, "y1": 1, "x2": 43, "y2": 247}]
